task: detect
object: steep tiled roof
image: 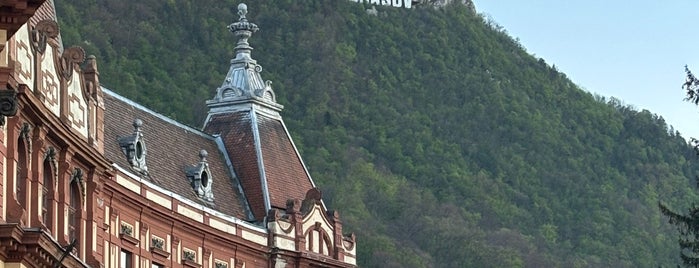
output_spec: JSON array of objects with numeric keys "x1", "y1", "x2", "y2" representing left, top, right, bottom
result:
[
  {"x1": 203, "y1": 4, "x2": 316, "y2": 222},
  {"x1": 256, "y1": 114, "x2": 313, "y2": 210},
  {"x1": 205, "y1": 110, "x2": 314, "y2": 222},
  {"x1": 205, "y1": 112, "x2": 266, "y2": 221},
  {"x1": 28, "y1": 0, "x2": 56, "y2": 25},
  {"x1": 103, "y1": 89, "x2": 251, "y2": 220}
]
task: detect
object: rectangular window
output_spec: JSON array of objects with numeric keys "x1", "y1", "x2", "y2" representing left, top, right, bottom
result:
[
  {"x1": 152, "y1": 263, "x2": 164, "y2": 268},
  {"x1": 120, "y1": 250, "x2": 133, "y2": 268}
]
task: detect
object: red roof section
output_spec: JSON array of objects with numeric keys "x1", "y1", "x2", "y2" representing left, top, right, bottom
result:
[
  {"x1": 256, "y1": 114, "x2": 313, "y2": 210},
  {"x1": 205, "y1": 112, "x2": 266, "y2": 221},
  {"x1": 28, "y1": 0, "x2": 55, "y2": 25},
  {"x1": 103, "y1": 92, "x2": 251, "y2": 220},
  {"x1": 204, "y1": 110, "x2": 314, "y2": 222}
]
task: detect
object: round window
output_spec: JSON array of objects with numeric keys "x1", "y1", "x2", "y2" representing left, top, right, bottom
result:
[
  {"x1": 201, "y1": 171, "x2": 209, "y2": 188},
  {"x1": 135, "y1": 141, "x2": 144, "y2": 160}
]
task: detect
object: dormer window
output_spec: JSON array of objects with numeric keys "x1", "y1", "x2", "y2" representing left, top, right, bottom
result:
[
  {"x1": 186, "y1": 150, "x2": 214, "y2": 203},
  {"x1": 118, "y1": 119, "x2": 148, "y2": 173}
]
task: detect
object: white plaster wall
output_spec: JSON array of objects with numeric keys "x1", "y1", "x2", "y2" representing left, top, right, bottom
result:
[
  {"x1": 14, "y1": 24, "x2": 34, "y2": 88},
  {"x1": 67, "y1": 70, "x2": 88, "y2": 137},
  {"x1": 40, "y1": 47, "x2": 60, "y2": 116},
  {"x1": 176, "y1": 204, "x2": 203, "y2": 222}
]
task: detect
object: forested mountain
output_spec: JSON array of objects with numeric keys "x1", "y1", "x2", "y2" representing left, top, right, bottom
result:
[{"x1": 56, "y1": 0, "x2": 699, "y2": 267}]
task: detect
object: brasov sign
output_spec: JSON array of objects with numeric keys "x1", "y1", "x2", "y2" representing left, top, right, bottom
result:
[{"x1": 349, "y1": 0, "x2": 414, "y2": 9}]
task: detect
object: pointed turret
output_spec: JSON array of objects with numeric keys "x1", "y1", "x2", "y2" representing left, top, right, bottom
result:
[
  {"x1": 206, "y1": 3, "x2": 281, "y2": 116},
  {"x1": 203, "y1": 4, "x2": 315, "y2": 223}
]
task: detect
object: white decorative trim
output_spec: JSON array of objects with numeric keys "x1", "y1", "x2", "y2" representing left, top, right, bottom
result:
[
  {"x1": 112, "y1": 164, "x2": 267, "y2": 233},
  {"x1": 177, "y1": 204, "x2": 204, "y2": 222},
  {"x1": 209, "y1": 217, "x2": 236, "y2": 235},
  {"x1": 146, "y1": 190, "x2": 172, "y2": 209},
  {"x1": 241, "y1": 229, "x2": 267, "y2": 246}
]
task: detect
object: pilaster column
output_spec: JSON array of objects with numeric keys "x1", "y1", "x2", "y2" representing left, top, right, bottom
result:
[{"x1": 57, "y1": 147, "x2": 74, "y2": 245}]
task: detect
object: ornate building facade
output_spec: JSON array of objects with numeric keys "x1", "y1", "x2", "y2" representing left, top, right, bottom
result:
[{"x1": 0, "y1": 1, "x2": 356, "y2": 267}]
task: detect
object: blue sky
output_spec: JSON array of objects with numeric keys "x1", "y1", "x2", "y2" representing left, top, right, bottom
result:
[{"x1": 474, "y1": 1, "x2": 699, "y2": 140}]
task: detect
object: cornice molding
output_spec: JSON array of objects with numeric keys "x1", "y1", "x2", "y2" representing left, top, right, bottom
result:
[{"x1": 0, "y1": 0, "x2": 47, "y2": 38}]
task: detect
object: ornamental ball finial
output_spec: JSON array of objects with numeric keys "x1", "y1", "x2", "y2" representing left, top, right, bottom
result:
[
  {"x1": 133, "y1": 119, "x2": 143, "y2": 130},
  {"x1": 237, "y1": 3, "x2": 248, "y2": 20}
]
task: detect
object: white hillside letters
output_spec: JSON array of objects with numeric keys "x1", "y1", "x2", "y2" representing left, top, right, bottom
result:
[{"x1": 349, "y1": 0, "x2": 413, "y2": 9}]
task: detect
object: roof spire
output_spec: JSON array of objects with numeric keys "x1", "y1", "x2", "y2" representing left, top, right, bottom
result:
[
  {"x1": 206, "y1": 3, "x2": 282, "y2": 117},
  {"x1": 229, "y1": 3, "x2": 259, "y2": 62}
]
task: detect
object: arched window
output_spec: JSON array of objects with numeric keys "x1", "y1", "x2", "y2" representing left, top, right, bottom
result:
[
  {"x1": 42, "y1": 156, "x2": 53, "y2": 231},
  {"x1": 69, "y1": 174, "x2": 81, "y2": 256},
  {"x1": 16, "y1": 138, "x2": 27, "y2": 208}
]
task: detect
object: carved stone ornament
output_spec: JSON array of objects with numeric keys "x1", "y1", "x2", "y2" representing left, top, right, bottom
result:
[
  {"x1": 44, "y1": 147, "x2": 59, "y2": 188},
  {"x1": 19, "y1": 122, "x2": 32, "y2": 154},
  {"x1": 71, "y1": 168, "x2": 86, "y2": 206},
  {"x1": 151, "y1": 236, "x2": 164, "y2": 250},
  {"x1": 228, "y1": 3, "x2": 259, "y2": 48},
  {"x1": 31, "y1": 20, "x2": 59, "y2": 54},
  {"x1": 119, "y1": 222, "x2": 139, "y2": 245},
  {"x1": 185, "y1": 150, "x2": 214, "y2": 203},
  {"x1": 0, "y1": 90, "x2": 17, "y2": 126},
  {"x1": 150, "y1": 235, "x2": 170, "y2": 258},
  {"x1": 120, "y1": 223, "x2": 133, "y2": 236},
  {"x1": 183, "y1": 249, "x2": 195, "y2": 261},
  {"x1": 59, "y1": 46, "x2": 85, "y2": 80},
  {"x1": 118, "y1": 119, "x2": 148, "y2": 173},
  {"x1": 83, "y1": 55, "x2": 102, "y2": 102}
]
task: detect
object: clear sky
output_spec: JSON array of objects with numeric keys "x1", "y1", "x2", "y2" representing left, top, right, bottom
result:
[{"x1": 474, "y1": 1, "x2": 699, "y2": 140}]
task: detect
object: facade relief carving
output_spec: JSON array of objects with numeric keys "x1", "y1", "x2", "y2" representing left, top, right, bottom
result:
[
  {"x1": 0, "y1": 90, "x2": 18, "y2": 125},
  {"x1": 44, "y1": 146, "x2": 58, "y2": 188},
  {"x1": 30, "y1": 19, "x2": 58, "y2": 54},
  {"x1": 59, "y1": 46, "x2": 84, "y2": 81},
  {"x1": 19, "y1": 122, "x2": 32, "y2": 154},
  {"x1": 14, "y1": 25, "x2": 34, "y2": 88},
  {"x1": 72, "y1": 168, "x2": 86, "y2": 205}
]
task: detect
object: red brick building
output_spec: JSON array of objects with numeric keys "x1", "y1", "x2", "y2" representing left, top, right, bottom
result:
[{"x1": 0, "y1": 1, "x2": 356, "y2": 267}]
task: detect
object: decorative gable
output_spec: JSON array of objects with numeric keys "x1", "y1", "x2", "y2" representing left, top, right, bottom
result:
[
  {"x1": 118, "y1": 119, "x2": 147, "y2": 173},
  {"x1": 186, "y1": 150, "x2": 214, "y2": 204},
  {"x1": 5, "y1": 12, "x2": 104, "y2": 147},
  {"x1": 267, "y1": 188, "x2": 357, "y2": 265}
]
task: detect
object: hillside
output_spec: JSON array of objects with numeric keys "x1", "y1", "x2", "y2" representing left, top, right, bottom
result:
[{"x1": 57, "y1": 0, "x2": 699, "y2": 267}]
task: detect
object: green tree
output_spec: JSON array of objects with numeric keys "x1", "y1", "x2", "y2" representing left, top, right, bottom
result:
[
  {"x1": 56, "y1": 1, "x2": 699, "y2": 266},
  {"x1": 660, "y1": 66, "x2": 699, "y2": 267}
]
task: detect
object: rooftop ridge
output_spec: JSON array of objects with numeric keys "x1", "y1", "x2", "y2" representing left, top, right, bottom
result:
[{"x1": 102, "y1": 87, "x2": 215, "y2": 141}]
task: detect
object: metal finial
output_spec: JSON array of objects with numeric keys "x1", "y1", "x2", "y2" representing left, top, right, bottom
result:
[
  {"x1": 227, "y1": 3, "x2": 258, "y2": 60},
  {"x1": 238, "y1": 3, "x2": 248, "y2": 21},
  {"x1": 199, "y1": 149, "x2": 208, "y2": 162},
  {"x1": 133, "y1": 119, "x2": 143, "y2": 132}
]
